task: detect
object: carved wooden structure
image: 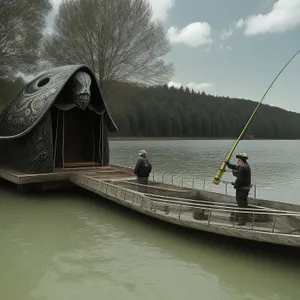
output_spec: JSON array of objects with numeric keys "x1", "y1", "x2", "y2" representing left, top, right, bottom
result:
[{"x1": 0, "y1": 65, "x2": 117, "y2": 174}]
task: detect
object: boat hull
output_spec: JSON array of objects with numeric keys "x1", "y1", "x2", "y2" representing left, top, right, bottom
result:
[{"x1": 70, "y1": 170, "x2": 300, "y2": 249}]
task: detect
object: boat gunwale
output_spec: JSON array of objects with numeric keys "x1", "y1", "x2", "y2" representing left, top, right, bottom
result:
[
  {"x1": 70, "y1": 172, "x2": 300, "y2": 239},
  {"x1": 143, "y1": 195, "x2": 300, "y2": 216},
  {"x1": 113, "y1": 180, "x2": 300, "y2": 215},
  {"x1": 69, "y1": 174, "x2": 300, "y2": 247}
]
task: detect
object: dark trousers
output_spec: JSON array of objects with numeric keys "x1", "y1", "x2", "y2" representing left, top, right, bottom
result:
[
  {"x1": 236, "y1": 188, "x2": 249, "y2": 207},
  {"x1": 230, "y1": 188, "x2": 249, "y2": 224},
  {"x1": 137, "y1": 176, "x2": 148, "y2": 185},
  {"x1": 236, "y1": 188, "x2": 249, "y2": 224}
]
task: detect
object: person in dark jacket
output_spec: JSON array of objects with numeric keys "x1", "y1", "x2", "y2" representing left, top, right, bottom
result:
[
  {"x1": 134, "y1": 150, "x2": 152, "y2": 185},
  {"x1": 225, "y1": 152, "x2": 251, "y2": 225}
]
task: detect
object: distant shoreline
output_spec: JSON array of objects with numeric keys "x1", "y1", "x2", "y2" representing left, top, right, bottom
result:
[{"x1": 109, "y1": 137, "x2": 300, "y2": 141}]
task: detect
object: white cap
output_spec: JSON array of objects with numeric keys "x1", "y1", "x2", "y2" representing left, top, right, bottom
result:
[{"x1": 139, "y1": 150, "x2": 147, "y2": 156}]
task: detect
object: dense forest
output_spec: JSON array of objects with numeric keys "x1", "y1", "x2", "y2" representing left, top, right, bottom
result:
[{"x1": 105, "y1": 83, "x2": 300, "y2": 139}]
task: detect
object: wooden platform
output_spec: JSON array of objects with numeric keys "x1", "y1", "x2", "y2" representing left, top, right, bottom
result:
[
  {"x1": 0, "y1": 166, "x2": 136, "y2": 185},
  {"x1": 62, "y1": 161, "x2": 102, "y2": 168}
]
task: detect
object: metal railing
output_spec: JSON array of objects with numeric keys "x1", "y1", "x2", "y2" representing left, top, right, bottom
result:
[
  {"x1": 114, "y1": 164, "x2": 258, "y2": 198},
  {"x1": 154, "y1": 170, "x2": 257, "y2": 198},
  {"x1": 74, "y1": 173, "x2": 300, "y2": 237}
]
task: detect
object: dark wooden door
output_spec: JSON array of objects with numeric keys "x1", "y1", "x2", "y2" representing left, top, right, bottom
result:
[{"x1": 52, "y1": 107, "x2": 97, "y2": 168}]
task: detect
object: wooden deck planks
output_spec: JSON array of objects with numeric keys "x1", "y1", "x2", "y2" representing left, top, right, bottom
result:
[{"x1": 0, "y1": 166, "x2": 136, "y2": 185}]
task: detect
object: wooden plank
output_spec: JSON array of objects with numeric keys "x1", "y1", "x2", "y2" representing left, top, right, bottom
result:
[
  {"x1": 62, "y1": 161, "x2": 102, "y2": 168},
  {"x1": 0, "y1": 165, "x2": 136, "y2": 185}
]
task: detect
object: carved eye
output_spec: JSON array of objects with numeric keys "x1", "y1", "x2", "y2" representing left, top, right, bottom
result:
[
  {"x1": 37, "y1": 77, "x2": 50, "y2": 88},
  {"x1": 24, "y1": 74, "x2": 52, "y2": 95}
]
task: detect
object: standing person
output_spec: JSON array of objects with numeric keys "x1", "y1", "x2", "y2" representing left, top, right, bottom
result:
[
  {"x1": 225, "y1": 152, "x2": 251, "y2": 225},
  {"x1": 134, "y1": 150, "x2": 152, "y2": 185}
]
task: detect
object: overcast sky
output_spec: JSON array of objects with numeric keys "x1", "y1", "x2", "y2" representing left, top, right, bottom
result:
[{"x1": 49, "y1": 0, "x2": 300, "y2": 113}]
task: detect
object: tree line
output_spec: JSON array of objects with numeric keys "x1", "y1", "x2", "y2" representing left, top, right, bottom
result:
[{"x1": 105, "y1": 84, "x2": 300, "y2": 139}]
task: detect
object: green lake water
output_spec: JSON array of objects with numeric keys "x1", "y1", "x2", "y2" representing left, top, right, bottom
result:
[{"x1": 1, "y1": 140, "x2": 300, "y2": 300}]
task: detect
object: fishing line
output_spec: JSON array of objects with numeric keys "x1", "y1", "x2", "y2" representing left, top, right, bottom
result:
[
  {"x1": 247, "y1": 110, "x2": 272, "y2": 136},
  {"x1": 213, "y1": 48, "x2": 300, "y2": 185}
]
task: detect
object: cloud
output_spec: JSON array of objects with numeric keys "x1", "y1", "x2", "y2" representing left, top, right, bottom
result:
[
  {"x1": 168, "y1": 81, "x2": 213, "y2": 93},
  {"x1": 148, "y1": 0, "x2": 175, "y2": 22},
  {"x1": 187, "y1": 82, "x2": 213, "y2": 92},
  {"x1": 167, "y1": 22, "x2": 213, "y2": 47},
  {"x1": 220, "y1": 44, "x2": 233, "y2": 50},
  {"x1": 236, "y1": 19, "x2": 244, "y2": 28},
  {"x1": 220, "y1": 28, "x2": 233, "y2": 40},
  {"x1": 236, "y1": 0, "x2": 300, "y2": 35}
]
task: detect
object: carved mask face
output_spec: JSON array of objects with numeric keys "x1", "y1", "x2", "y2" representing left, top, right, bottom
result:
[{"x1": 72, "y1": 72, "x2": 92, "y2": 110}]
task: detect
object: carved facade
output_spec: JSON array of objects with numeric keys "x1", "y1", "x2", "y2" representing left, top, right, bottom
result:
[{"x1": 0, "y1": 65, "x2": 118, "y2": 174}]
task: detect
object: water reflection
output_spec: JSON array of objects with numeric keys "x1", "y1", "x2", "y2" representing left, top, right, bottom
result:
[
  {"x1": 1, "y1": 140, "x2": 300, "y2": 300},
  {"x1": 1, "y1": 185, "x2": 299, "y2": 300}
]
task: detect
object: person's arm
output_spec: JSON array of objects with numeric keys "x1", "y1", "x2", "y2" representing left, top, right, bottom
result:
[
  {"x1": 224, "y1": 160, "x2": 238, "y2": 170},
  {"x1": 134, "y1": 158, "x2": 142, "y2": 175}
]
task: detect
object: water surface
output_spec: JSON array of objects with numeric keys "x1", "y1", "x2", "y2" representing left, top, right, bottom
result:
[{"x1": 1, "y1": 140, "x2": 300, "y2": 300}]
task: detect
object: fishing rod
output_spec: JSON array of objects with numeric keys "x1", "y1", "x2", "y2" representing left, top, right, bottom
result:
[{"x1": 213, "y1": 48, "x2": 300, "y2": 185}]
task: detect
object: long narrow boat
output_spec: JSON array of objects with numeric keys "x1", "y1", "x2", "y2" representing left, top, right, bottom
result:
[
  {"x1": 1, "y1": 163, "x2": 300, "y2": 248},
  {"x1": 71, "y1": 164, "x2": 300, "y2": 248}
]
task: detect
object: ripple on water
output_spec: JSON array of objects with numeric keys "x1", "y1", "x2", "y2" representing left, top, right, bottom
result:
[{"x1": 1, "y1": 140, "x2": 300, "y2": 300}]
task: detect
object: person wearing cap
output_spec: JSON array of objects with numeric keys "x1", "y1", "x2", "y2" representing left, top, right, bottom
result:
[
  {"x1": 224, "y1": 152, "x2": 251, "y2": 225},
  {"x1": 134, "y1": 150, "x2": 152, "y2": 185}
]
